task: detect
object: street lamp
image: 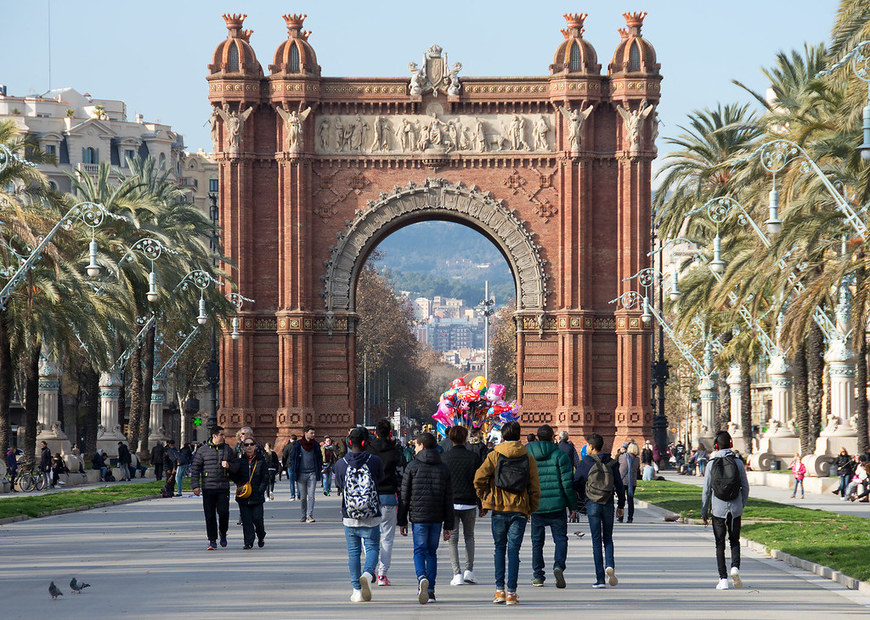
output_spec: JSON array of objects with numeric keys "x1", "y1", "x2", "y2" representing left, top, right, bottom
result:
[
  {"x1": 816, "y1": 40, "x2": 870, "y2": 160},
  {"x1": 479, "y1": 281, "x2": 496, "y2": 383},
  {"x1": 0, "y1": 201, "x2": 114, "y2": 309}
]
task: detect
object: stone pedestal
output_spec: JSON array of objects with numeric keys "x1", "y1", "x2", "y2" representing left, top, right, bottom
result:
[
  {"x1": 96, "y1": 371, "x2": 127, "y2": 458},
  {"x1": 696, "y1": 374, "x2": 717, "y2": 450},
  {"x1": 148, "y1": 379, "x2": 170, "y2": 445},
  {"x1": 36, "y1": 358, "x2": 72, "y2": 456},
  {"x1": 749, "y1": 354, "x2": 798, "y2": 470},
  {"x1": 725, "y1": 364, "x2": 749, "y2": 454}
]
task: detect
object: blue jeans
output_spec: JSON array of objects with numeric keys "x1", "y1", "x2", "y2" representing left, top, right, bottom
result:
[
  {"x1": 491, "y1": 511, "x2": 527, "y2": 592},
  {"x1": 345, "y1": 525, "x2": 380, "y2": 590},
  {"x1": 585, "y1": 501, "x2": 615, "y2": 585},
  {"x1": 412, "y1": 522, "x2": 442, "y2": 593},
  {"x1": 698, "y1": 458, "x2": 708, "y2": 475},
  {"x1": 322, "y1": 466, "x2": 332, "y2": 493},
  {"x1": 531, "y1": 510, "x2": 568, "y2": 581},
  {"x1": 793, "y1": 478, "x2": 804, "y2": 496},
  {"x1": 287, "y1": 468, "x2": 298, "y2": 498},
  {"x1": 298, "y1": 471, "x2": 317, "y2": 518},
  {"x1": 175, "y1": 464, "x2": 189, "y2": 496}
]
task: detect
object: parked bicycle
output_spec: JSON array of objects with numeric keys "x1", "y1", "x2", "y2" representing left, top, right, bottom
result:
[{"x1": 14, "y1": 467, "x2": 48, "y2": 492}]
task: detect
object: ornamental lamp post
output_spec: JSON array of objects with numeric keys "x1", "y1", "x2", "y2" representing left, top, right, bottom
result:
[{"x1": 816, "y1": 41, "x2": 870, "y2": 160}]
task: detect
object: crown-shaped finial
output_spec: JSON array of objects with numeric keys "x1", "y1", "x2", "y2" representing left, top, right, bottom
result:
[
  {"x1": 563, "y1": 13, "x2": 588, "y2": 32},
  {"x1": 240, "y1": 28, "x2": 253, "y2": 42},
  {"x1": 283, "y1": 13, "x2": 307, "y2": 32},
  {"x1": 222, "y1": 13, "x2": 246, "y2": 35},
  {"x1": 617, "y1": 27, "x2": 629, "y2": 40},
  {"x1": 622, "y1": 11, "x2": 647, "y2": 32}
]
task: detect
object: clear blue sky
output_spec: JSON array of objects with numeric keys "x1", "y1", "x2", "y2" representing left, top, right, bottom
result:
[{"x1": 1, "y1": 0, "x2": 843, "y2": 170}]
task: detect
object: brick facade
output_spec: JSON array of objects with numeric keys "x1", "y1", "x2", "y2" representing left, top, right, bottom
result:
[{"x1": 207, "y1": 12, "x2": 661, "y2": 450}]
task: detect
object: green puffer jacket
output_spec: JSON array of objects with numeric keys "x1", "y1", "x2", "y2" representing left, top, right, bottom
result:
[{"x1": 526, "y1": 441, "x2": 577, "y2": 514}]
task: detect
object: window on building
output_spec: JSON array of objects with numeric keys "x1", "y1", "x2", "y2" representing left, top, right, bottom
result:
[
  {"x1": 82, "y1": 147, "x2": 98, "y2": 164},
  {"x1": 228, "y1": 44, "x2": 240, "y2": 72},
  {"x1": 290, "y1": 43, "x2": 300, "y2": 72},
  {"x1": 125, "y1": 149, "x2": 135, "y2": 165},
  {"x1": 570, "y1": 42, "x2": 582, "y2": 72},
  {"x1": 48, "y1": 181, "x2": 58, "y2": 191},
  {"x1": 45, "y1": 144, "x2": 56, "y2": 156},
  {"x1": 158, "y1": 153, "x2": 166, "y2": 169},
  {"x1": 209, "y1": 178, "x2": 219, "y2": 193},
  {"x1": 629, "y1": 42, "x2": 640, "y2": 71}
]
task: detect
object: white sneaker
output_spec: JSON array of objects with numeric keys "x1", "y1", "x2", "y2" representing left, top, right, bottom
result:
[
  {"x1": 350, "y1": 589, "x2": 364, "y2": 602},
  {"x1": 463, "y1": 569, "x2": 477, "y2": 584},
  {"x1": 730, "y1": 567, "x2": 742, "y2": 589},
  {"x1": 360, "y1": 572, "x2": 373, "y2": 602},
  {"x1": 605, "y1": 566, "x2": 618, "y2": 586},
  {"x1": 716, "y1": 578, "x2": 729, "y2": 590},
  {"x1": 450, "y1": 574, "x2": 464, "y2": 586}
]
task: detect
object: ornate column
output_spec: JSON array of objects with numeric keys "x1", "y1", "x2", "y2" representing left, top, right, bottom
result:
[
  {"x1": 697, "y1": 344, "x2": 717, "y2": 449},
  {"x1": 765, "y1": 353, "x2": 795, "y2": 436},
  {"x1": 36, "y1": 358, "x2": 62, "y2": 439},
  {"x1": 96, "y1": 371, "x2": 126, "y2": 458},
  {"x1": 726, "y1": 363, "x2": 742, "y2": 434},
  {"x1": 148, "y1": 378, "x2": 169, "y2": 444}
]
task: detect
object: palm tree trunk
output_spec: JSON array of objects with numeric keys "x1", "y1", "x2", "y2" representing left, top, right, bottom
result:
[
  {"x1": 84, "y1": 364, "x2": 99, "y2": 456},
  {"x1": 857, "y1": 329, "x2": 869, "y2": 454},
  {"x1": 740, "y1": 360, "x2": 752, "y2": 451},
  {"x1": 807, "y1": 322, "x2": 825, "y2": 447},
  {"x1": 138, "y1": 323, "x2": 156, "y2": 453},
  {"x1": 22, "y1": 341, "x2": 41, "y2": 469},
  {"x1": 0, "y1": 311, "x2": 11, "y2": 456},
  {"x1": 792, "y1": 343, "x2": 810, "y2": 455},
  {"x1": 127, "y1": 345, "x2": 142, "y2": 450}
]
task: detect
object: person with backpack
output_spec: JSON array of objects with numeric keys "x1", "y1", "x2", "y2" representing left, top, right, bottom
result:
[
  {"x1": 527, "y1": 424, "x2": 577, "y2": 588},
  {"x1": 399, "y1": 431, "x2": 454, "y2": 605},
  {"x1": 334, "y1": 426, "x2": 384, "y2": 603},
  {"x1": 474, "y1": 421, "x2": 540, "y2": 606},
  {"x1": 701, "y1": 431, "x2": 750, "y2": 590},
  {"x1": 617, "y1": 441, "x2": 641, "y2": 523},
  {"x1": 573, "y1": 433, "x2": 625, "y2": 589},
  {"x1": 789, "y1": 452, "x2": 806, "y2": 499},
  {"x1": 367, "y1": 418, "x2": 405, "y2": 587}
]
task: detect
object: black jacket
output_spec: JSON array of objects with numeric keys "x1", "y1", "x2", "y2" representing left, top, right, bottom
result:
[
  {"x1": 189, "y1": 440, "x2": 240, "y2": 492},
  {"x1": 467, "y1": 439, "x2": 489, "y2": 463},
  {"x1": 573, "y1": 452, "x2": 626, "y2": 509},
  {"x1": 836, "y1": 454, "x2": 854, "y2": 477},
  {"x1": 442, "y1": 444, "x2": 481, "y2": 506},
  {"x1": 150, "y1": 444, "x2": 165, "y2": 467},
  {"x1": 40, "y1": 446, "x2": 52, "y2": 471},
  {"x1": 117, "y1": 443, "x2": 131, "y2": 465},
  {"x1": 557, "y1": 439, "x2": 581, "y2": 472},
  {"x1": 290, "y1": 440, "x2": 323, "y2": 479},
  {"x1": 233, "y1": 452, "x2": 269, "y2": 505},
  {"x1": 367, "y1": 437, "x2": 404, "y2": 496},
  {"x1": 398, "y1": 448, "x2": 454, "y2": 529}
]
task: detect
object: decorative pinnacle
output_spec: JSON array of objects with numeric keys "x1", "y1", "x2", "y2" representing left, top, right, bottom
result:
[
  {"x1": 618, "y1": 27, "x2": 629, "y2": 40},
  {"x1": 283, "y1": 13, "x2": 307, "y2": 31},
  {"x1": 222, "y1": 13, "x2": 246, "y2": 35},
  {"x1": 622, "y1": 11, "x2": 647, "y2": 33},
  {"x1": 240, "y1": 29, "x2": 253, "y2": 42},
  {"x1": 562, "y1": 13, "x2": 587, "y2": 37}
]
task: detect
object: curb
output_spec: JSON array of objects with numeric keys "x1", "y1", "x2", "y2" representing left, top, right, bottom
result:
[
  {"x1": 635, "y1": 498, "x2": 870, "y2": 594},
  {"x1": 0, "y1": 494, "x2": 161, "y2": 525}
]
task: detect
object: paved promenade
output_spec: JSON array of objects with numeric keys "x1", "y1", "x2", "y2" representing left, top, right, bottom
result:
[{"x1": 1, "y1": 483, "x2": 868, "y2": 619}]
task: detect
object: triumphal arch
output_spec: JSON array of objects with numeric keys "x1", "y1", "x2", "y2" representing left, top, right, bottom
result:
[{"x1": 206, "y1": 12, "x2": 662, "y2": 447}]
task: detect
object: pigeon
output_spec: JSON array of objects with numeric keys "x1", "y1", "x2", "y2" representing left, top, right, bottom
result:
[
  {"x1": 49, "y1": 581, "x2": 63, "y2": 599},
  {"x1": 70, "y1": 577, "x2": 91, "y2": 593},
  {"x1": 573, "y1": 531, "x2": 586, "y2": 538}
]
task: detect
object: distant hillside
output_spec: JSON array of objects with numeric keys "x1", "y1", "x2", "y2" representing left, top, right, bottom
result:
[{"x1": 372, "y1": 221, "x2": 515, "y2": 307}]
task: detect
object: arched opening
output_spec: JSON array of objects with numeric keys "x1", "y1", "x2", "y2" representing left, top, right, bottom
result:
[
  {"x1": 353, "y1": 220, "x2": 517, "y2": 428},
  {"x1": 570, "y1": 42, "x2": 582, "y2": 72},
  {"x1": 629, "y1": 41, "x2": 640, "y2": 71},
  {"x1": 290, "y1": 43, "x2": 300, "y2": 72},
  {"x1": 227, "y1": 44, "x2": 240, "y2": 72}
]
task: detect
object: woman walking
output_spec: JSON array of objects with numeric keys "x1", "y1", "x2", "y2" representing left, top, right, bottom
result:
[
  {"x1": 264, "y1": 443, "x2": 279, "y2": 501},
  {"x1": 790, "y1": 453, "x2": 806, "y2": 499},
  {"x1": 234, "y1": 437, "x2": 269, "y2": 549},
  {"x1": 834, "y1": 449, "x2": 853, "y2": 499}
]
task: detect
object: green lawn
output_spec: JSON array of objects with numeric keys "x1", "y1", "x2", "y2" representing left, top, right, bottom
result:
[
  {"x1": 635, "y1": 479, "x2": 870, "y2": 582},
  {"x1": 0, "y1": 479, "x2": 190, "y2": 520}
]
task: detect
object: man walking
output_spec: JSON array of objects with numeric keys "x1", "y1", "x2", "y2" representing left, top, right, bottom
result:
[
  {"x1": 290, "y1": 425, "x2": 323, "y2": 522},
  {"x1": 367, "y1": 419, "x2": 405, "y2": 586},
  {"x1": 702, "y1": 431, "x2": 750, "y2": 590},
  {"x1": 557, "y1": 431, "x2": 581, "y2": 472},
  {"x1": 573, "y1": 433, "x2": 625, "y2": 589},
  {"x1": 335, "y1": 426, "x2": 384, "y2": 603},
  {"x1": 442, "y1": 424, "x2": 482, "y2": 586},
  {"x1": 116, "y1": 442, "x2": 132, "y2": 481},
  {"x1": 399, "y1": 432, "x2": 454, "y2": 605},
  {"x1": 150, "y1": 440, "x2": 164, "y2": 483},
  {"x1": 176, "y1": 442, "x2": 192, "y2": 497},
  {"x1": 527, "y1": 424, "x2": 577, "y2": 588},
  {"x1": 190, "y1": 426, "x2": 239, "y2": 550},
  {"x1": 40, "y1": 441, "x2": 52, "y2": 488},
  {"x1": 474, "y1": 421, "x2": 540, "y2": 606}
]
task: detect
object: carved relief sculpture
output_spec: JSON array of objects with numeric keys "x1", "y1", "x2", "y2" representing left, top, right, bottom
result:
[
  {"x1": 277, "y1": 106, "x2": 312, "y2": 152},
  {"x1": 318, "y1": 118, "x2": 330, "y2": 151},
  {"x1": 616, "y1": 100, "x2": 655, "y2": 154},
  {"x1": 558, "y1": 105, "x2": 593, "y2": 154},
  {"x1": 371, "y1": 116, "x2": 391, "y2": 151},
  {"x1": 216, "y1": 103, "x2": 254, "y2": 152},
  {"x1": 407, "y1": 44, "x2": 461, "y2": 97},
  {"x1": 533, "y1": 115, "x2": 550, "y2": 151},
  {"x1": 209, "y1": 107, "x2": 220, "y2": 150}
]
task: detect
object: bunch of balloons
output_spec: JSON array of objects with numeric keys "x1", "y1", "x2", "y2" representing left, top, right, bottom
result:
[{"x1": 432, "y1": 375, "x2": 521, "y2": 438}]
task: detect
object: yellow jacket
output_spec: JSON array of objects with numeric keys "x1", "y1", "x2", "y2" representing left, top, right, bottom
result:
[{"x1": 474, "y1": 440, "x2": 540, "y2": 515}]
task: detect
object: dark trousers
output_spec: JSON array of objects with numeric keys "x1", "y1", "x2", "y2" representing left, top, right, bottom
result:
[
  {"x1": 238, "y1": 502, "x2": 265, "y2": 546},
  {"x1": 202, "y1": 489, "x2": 230, "y2": 542},
  {"x1": 153, "y1": 462, "x2": 163, "y2": 482},
  {"x1": 712, "y1": 514, "x2": 741, "y2": 579}
]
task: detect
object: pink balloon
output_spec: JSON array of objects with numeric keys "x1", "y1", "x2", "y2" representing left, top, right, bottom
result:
[{"x1": 486, "y1": 384, "x2": 506, "y2": 402}]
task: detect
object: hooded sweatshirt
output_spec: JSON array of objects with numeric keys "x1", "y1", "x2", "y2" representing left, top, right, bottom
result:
[
  {"x1": 701, "y1": 449, "x2": 750, "y2": 520},
  {"x1": 474, "y1": 440, "x2": 540, "y2": 515}
]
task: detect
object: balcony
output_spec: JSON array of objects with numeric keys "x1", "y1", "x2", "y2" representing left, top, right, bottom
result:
[{"x1": 77, "y1": 163, "x2": 99, "y2": 175}]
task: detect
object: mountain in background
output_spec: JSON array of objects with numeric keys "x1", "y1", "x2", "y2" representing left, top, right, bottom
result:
[{"x1": 372, "y1": 221, "x2": 515, "y2": 308}]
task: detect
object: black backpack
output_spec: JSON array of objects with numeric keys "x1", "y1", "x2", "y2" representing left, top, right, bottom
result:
[
  {"x1": 495, "y1": 453, "x2": 530, "y2": 493},
  {"x1": 709, "y1": 454, "x2": 741, "y2": 501},
  {"x1": 586, "y1": 454, "x2": 615, "y2": 504}
]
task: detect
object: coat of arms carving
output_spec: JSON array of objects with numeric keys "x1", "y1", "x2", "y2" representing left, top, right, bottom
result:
[{"x1": 408, "y1": 44, "x2": 462, "y2": 96}]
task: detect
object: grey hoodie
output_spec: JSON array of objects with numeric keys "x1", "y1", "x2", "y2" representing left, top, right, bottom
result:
[{"x1": 701, "y1": 449, "x2": 750, "y2": 520}]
